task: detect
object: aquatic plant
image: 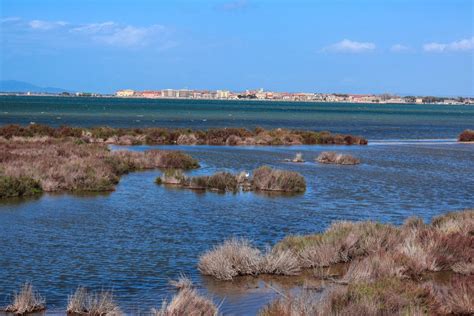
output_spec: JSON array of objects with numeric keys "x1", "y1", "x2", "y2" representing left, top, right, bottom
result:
[
  {"x1": 4, "y1": 283, "x2": 46, "y2": 314},
  {"x1": 316, "y1": 151, "x2": 360, "y2": 165},
  {"x1": 458, "y1": 129, "x2": 474, "y2": 142},
  {"x1": 0, "y1": 124, "x2": 368, "y2": 146},
  {"x1": 252, "y1": 166, "x2": 306, "y2": 192},
  {"x1": 67, "y1": 287, "x2": 122, "y2": 315},
  {"x1": 152, "y1": 277, "x2": 218, "y2": 316}
]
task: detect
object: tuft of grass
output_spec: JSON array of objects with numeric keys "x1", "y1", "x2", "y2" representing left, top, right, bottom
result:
[
  {"x1": 198, "y1": 238, "x2": 262, "y2": 280},
  {"x1": 458, "y1": 129, "x2": 474, "y2": 142},
  {"x1": 252, "y1": 166, "x2": 306, "y2": 193},
  {"x1": 152, "y1": 278, "x2": 217, "y2": 316},
  {"x1": 5, "y1": 283, "x2": 46, "y2": 314},
  {"x1": 316, "y1": 151, "x2": 360, "y2": 165},
  {"x1": 66, "y1": 287, "x2": 122, "y2": 316}
]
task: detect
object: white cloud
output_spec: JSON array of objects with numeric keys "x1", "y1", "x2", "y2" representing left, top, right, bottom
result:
[
  {"x1": 72, "y1": 22, "x2": 166, "y2": 47},
  {"x1": 3, "y1": 18, "x2": 171, "y2": 48},
  {"x1": 390, "y1": 44, "x2": 411, "y2": 52},
  {"x1": 423, "y1": 37, "x2": 474, "y2": 52},
  {"x1": 322, "y1": 39, "x2": 376, "y2": 53},
  {"x1": 29, "y1": 19, "x2": 67, "y2": 30}
]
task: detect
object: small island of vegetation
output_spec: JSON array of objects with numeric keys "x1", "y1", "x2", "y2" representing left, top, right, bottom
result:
[
  {"x1": 0, "y1": 124, "x2": 368, "y2": 146},
  {"x1": 156, "y1": 166, "x2": 306, "y2": 193},
  {"x1": 0, "y1": 137, "x2": 199, "y2": 199},
  {"x1": 458, "y1": 129, "x2": 474, "y2": 142}
]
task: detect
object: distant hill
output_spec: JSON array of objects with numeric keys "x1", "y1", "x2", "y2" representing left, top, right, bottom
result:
[{"x1": 0, "y1": 80, "x2": 68, "y2": 93}]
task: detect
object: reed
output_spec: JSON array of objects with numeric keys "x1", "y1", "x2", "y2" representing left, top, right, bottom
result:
[{"x1": 4, "y1": 283, "x2": 46, "y2": 314}]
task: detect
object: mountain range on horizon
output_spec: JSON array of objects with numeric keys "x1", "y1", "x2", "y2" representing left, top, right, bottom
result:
[{"x1": 0, "y1": 80, "x2": 69, "y2": 93}]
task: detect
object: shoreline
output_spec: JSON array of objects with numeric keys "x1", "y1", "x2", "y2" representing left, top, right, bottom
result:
[{"x1": 1, "y1": 93, "x2": 473, "y2": 106}]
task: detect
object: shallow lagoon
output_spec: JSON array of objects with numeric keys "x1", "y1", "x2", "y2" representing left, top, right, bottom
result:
[{"x1": 0, "y1": 141, "x2": 473, "y2": 314}]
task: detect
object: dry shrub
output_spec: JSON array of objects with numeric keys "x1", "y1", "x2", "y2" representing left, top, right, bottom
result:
[
  {"x1": 252, "y1": 166, "x2": 306, "y2": 193},
  {"x1": 206, "y1": 172, "x2": 239, "y2": 192},
  {"x1": 432, "y1": 209, "x2": 474, "y2": 235},
  {"x1": 5, "y1": 283, "x2": 46, "y2": 314},
  {"x1": 342, "y1": 252, "x2": 408, "y2": 283},
  {"x1": 259, "y1": 290, "x2": 322, "y2": 316},
  {"x1": 198, "y1": 238, "x2": 304, "y2": 280},
  {"x1": 67, "y1": 287, "x2": 122, "y2": 315},
  {"x1": 198, "y1": 238, "x2": 262, "y2": 280},
  {"x1": 261, "y1": 249, "x2": 301, "y2": 276},
  {"x1": 326, "y1": 278, "x2": 435, "y2": 315},
  {"x1": 429, "y1": 275, "x2": 474, "y2": 315},
  {"x1": 152, "y1": 278, "x2": 217, "y2": 316},
  {"x1": 316, "y1": 152, "x2": 360, "y2": 165},
  {"x1": 169, "y1": 275, "x2": 193, "y2": 291},
  {"x1": 458, "y1": 129, "x2": 474, "y2": 142}
]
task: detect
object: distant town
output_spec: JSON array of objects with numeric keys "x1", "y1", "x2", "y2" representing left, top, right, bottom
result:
[{"x1": 2, "y1": 88, "x2": 473, "y2": 105}]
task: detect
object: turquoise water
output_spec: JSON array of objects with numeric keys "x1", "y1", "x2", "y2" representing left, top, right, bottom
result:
[
  {"x1": 0, "y1": 96, "x2": 473, "y2": 314},
  {"x1": 1, "y1": 96, "x2": 473, "y2": 139}
]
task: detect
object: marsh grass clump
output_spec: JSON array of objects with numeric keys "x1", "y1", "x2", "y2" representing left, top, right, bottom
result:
[
  {"x1": 198, "y1": 238, "x2": 263, "y2": 280},
  {"x1": 252, "y1": 166, "x2": 306, "y2": 193},
  {"x1": 4, "y1": 283, "x2": 46, "y2": 314},
  {"x1": 458, "y1": 129, "x2": 474, "y2": 142},
  {"x1": 152, "y1": 277, "x2": 218, "y2": 316},
  {"x1": 316, "y1": 151, "x2": 360, "y2": 165},
  {"x1": 66, "y1": 287, "x2": 122, "y2": 315}
]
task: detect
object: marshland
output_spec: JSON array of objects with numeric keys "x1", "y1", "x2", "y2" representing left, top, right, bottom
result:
[{"x1": 0, "y1": 97, "x2": 473, "y2": 314}]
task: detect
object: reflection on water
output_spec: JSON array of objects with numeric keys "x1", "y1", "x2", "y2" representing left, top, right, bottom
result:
[{"x1": 0, "y1": 143, "x2": 473, "y2": 313}]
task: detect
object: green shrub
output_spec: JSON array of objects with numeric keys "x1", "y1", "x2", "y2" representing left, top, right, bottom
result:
[{"x1": 0, "y1": 176, "x2": 42, "y2": 198}]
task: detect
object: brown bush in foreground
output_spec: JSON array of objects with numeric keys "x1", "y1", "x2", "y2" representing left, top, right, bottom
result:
[
  {"x1": 4, "y1": 283, "x2": 46, "y2": 314},
  {"x1": 316, "y1": 151, "x2": 360, "y2": 165},
  {"x1": 458, "y1": 129, "x2": 474, "y2": 142},
  {"x1": 0, "y1": 138, "x2": 198, "y2": 198},
  {"x1": 198, "y1": 238, "x2": 300, "y2": 280},
  {"x1": 200, "y1": 210, "x2": 473, "y2": 285},
  {"x1": 0, "y1": 124, "x2": 368, "y2": 146},
  {"x1": 67, "y1": 287, "x2": 122, "y2": 315},
  {"x1": 152, "y1": 277, "x2": 218, "y2": 316}
]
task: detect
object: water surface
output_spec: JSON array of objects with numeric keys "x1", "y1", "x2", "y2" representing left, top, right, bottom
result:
[{"x1": 0, "y1": 142, "x2": 473, "y2": 314}]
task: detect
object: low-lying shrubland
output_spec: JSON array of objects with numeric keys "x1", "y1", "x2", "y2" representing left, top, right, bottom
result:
[
  {"x1": 0, "y1": 138, "x2": 199, "y2": 198},
  {"x1": 316, "y1": 151, "x2": 360, "y2": 165},
  {"x1": 4, "y1": 283, "x2": 46, "y2": 314},
  {"x1": 0, "y1": 124, "x2": 368, "y2": 146},
  {"x1": 200, "y1": 210, "x2": 474, "y2": 315},
  {"x1": 458, "y1": 129, "x2": 474, "y2": 142},
  {"x1": 156, "y1": 166, "x2": 306, "y2": 193}
]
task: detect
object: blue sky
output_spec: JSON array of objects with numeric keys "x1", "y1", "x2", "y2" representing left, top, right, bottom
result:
[{"x1": 1, "y1": 0, "x2": 473, "y2": 96}]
